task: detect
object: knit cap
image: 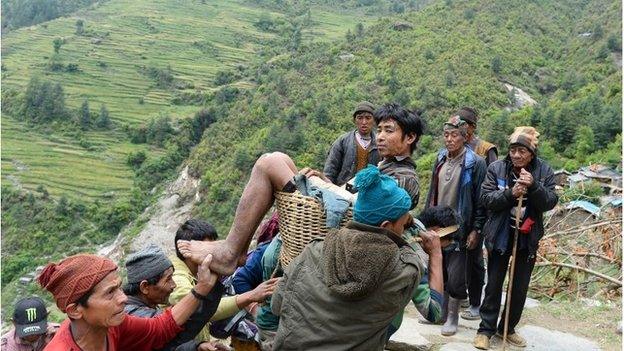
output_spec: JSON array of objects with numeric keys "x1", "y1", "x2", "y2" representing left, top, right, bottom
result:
[
  {"x1": 125, "y1": 244, "x2": 173, "y2": 284},
  {"x1": 352, "y1": 101, "x2": 375, "y2": 117},
  {"x1": 509, "y1": 126, "x2": 539, "y2": 155},
  {"x1": 353, "y1": 165, "x2": 411, "y2": 226},
  {"x1": 38, "y1": 254, "x2": 117, "y2": 312},
  {"x1": 443, "y1": 115, "x2": 468, "y2": 138}
]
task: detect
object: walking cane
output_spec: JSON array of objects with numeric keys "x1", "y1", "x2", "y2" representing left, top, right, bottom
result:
[{"x1": 502, "y1": 196, "x2": 524, "y2": 351}]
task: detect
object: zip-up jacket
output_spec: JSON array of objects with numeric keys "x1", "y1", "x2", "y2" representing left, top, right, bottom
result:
[
  {"x1": 425, "y1": 147, "x2": 486, "y2": 243},
  {"x1": 323, "y1": 130, "x2": 379, "y2": 186},
  {"x1": 479, "y1": 155, "x2": 558, "y2": 255}
]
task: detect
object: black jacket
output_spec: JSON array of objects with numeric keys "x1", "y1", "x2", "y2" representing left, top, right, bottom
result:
[
  {"x1": 124, "y1": 283, "x2": 224, "y2": 351},
  {"x1": 480, "y1": 156, "x2": 558, "y2": 256}
]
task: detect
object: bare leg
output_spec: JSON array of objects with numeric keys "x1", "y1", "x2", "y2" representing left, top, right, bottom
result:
[{"x1": 178, "y1": 152, "x2": 297, "y2": 275}]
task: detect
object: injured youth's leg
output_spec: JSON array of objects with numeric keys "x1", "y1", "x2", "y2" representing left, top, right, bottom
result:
[{"x1": 178, "y1": 152, "x2": 297, "y2": 275}]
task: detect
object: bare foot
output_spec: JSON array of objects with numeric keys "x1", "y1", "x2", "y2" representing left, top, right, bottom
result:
[{"x1": 177, "y1": 240, "x2": 238, "y2": 276}]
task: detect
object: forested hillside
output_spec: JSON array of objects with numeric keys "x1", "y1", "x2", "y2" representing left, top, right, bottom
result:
[
  {"x1": 0, "y1": 0, "x2": 396, "y2": 300},
  {"x1": 0, "y1": 0, "x2": 621, "y2": 329},
  {"x1": 187, "y1": 0, "x2": 622, "y2": 235},
  {"x1": 0, "y1": 0, "x2": 428, "y2": 317}
]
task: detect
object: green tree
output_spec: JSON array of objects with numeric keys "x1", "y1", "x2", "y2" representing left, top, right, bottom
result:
[
  {"x1": 388, "y1": 66, "x2": 400, "y2": 94},
  {"x1": 372, "y1": 43, "x2": 383, "y2": 56},
  {"x1": 290, "y1": 26, "x2": 301, "y2": 51},
  {"x1": 574, "y1": 126, "x2": 595, "y2": 162},
  {"x1": 53, "y1": 38, "x2": 64, "y2": 54},
  {"x1": 96, "y1": 104, "x2": 111, "y2": 129},
  {"x1": 355, "y1": 23, "x2": 364, "y2": 37},
  {"x1": 80, "y1": 99, "x2": 91, "y2": 130},
  {"x1": 55, "y1": 196, "x2": 69, "y2": 216},
  {"x1": 607, "y1": 34, "x2": 621, "y2": 51},
  {"x1": 552, "y1": 107, "x2": 577, "y2": 152},
  {"x1": 127, "y1": 150, "x2": 147, "y2": 169},
  {"x1": 345, "y1": 29, "x2": 355, "y2": 42},
  {"x1": 75, "y1": 19, "x2": 84, "y2": 35},
  {"x1": 491, "y1": 55, "x2": 502, "y2": 74}
]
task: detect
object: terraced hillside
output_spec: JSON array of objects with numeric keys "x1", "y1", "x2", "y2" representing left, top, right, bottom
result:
[{"x1": 1, "y1": 0, "x2": 374, "y2": 200}]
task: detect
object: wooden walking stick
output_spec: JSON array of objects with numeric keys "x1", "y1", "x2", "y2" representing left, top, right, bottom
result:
[{"x1": 502, "y1": 196, "x2": 523, "y2": 351}]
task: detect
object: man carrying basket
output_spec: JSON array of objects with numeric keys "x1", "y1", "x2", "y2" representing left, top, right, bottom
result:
[
  {"x1": 270, "y1": 165, "x2": 441, "y2": 350},
  {"x1": 177, "y1": 103, "x2": 424, "y2": 275}
]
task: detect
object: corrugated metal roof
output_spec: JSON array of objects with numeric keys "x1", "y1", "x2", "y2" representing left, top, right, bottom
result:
[{"x1": 565, "y1": 200, "x2": 601, "y2": 216}]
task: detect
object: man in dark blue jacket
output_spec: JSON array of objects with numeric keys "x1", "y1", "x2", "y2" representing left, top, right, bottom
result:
[
  {"x1": 425, "y1": 115, "x2": 486, "y2": 336},
  {"x1": 123, "y1": 244, "x2": 226, "y2": 351},
  {"x1": 473, "y1": 127, "x2": 558, "y2": 350}
]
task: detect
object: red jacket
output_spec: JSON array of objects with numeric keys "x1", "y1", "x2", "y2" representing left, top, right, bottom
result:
[{"x1": 44, "y1": 308, "x2": 182, "y2": 351}]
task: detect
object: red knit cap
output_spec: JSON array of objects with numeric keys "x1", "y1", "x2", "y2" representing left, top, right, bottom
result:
[{"x1": 38, "y1": 254, "x2": 117, "y2": 312}]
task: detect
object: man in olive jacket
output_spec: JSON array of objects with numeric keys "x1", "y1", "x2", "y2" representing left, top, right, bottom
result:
[
  {"x1": 323, "y1": 101, "x2": 380, "y2": 186},
  {"x1": 473, "y1": 127, "x2": 558, "y2": 350},
  {"x1": 271, "y1": 165, "x2": 441, "y2": 351}
]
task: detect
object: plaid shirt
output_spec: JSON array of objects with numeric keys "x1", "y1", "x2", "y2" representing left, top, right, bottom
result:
[{"x1": 378, "y1": 156, "x2": 420, "y2": 209}]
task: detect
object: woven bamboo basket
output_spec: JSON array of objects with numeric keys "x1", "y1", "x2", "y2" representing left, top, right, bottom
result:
[
  {"x1": 230, "y1": 338, "x2": 261, "y2": 351},
  {"x1": 274, "y1": 191, "x2": 352, "y2": 266}
]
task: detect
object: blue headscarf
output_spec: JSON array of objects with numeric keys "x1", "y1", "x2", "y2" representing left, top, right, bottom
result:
[{"x1": 353, "y1": 165, "x2": 412, "y2": 226}]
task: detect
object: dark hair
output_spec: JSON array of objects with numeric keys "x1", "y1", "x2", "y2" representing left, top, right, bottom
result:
[
  {"x1": 174, "y1": 219, "x2": 218, "y2": 261},
  {"x1": 122, "y1": 271, "x2": 165, "y2": 296},
  {"x1": 417, "y1": 206, "x2": 459, "y2": 228},
  {"x1": 457, "y1": 106, "x2": 478, "y2": 125},
  {"x1": 75, "y1": 289, "x2": 94, "y2": 308},
  {"x1": 374, "y1": 103, "x2": 425, "y2": 153}
]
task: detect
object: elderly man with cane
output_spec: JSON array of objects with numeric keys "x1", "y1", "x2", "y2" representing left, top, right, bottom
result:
[{"x1": 473, "y1": 127, "x2": 558, "y2": 350}]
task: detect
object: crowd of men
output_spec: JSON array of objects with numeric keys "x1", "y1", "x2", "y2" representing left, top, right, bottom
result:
[{"x1": 4, "y1": 102, "x2": 557, "y2": 351}]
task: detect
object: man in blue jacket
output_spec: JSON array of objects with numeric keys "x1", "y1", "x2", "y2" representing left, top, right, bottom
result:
[{"x1": 425, "y1": 115, "x2": 486, "y2": 336}]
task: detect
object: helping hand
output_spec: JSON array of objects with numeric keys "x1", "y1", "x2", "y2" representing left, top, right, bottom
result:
[{"x1": 195, "y1": 254, "x2": 219, "y2": 296}]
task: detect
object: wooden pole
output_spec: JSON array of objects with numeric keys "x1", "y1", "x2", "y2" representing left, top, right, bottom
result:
[{"x1": 503, "y1": 196, "x2": 523, "y2": 351}]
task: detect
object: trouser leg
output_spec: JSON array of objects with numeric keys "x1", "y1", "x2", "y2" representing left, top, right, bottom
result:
[
  {"x1": 478, "y1": 250, "x2": 510, "y2": 336},
  {"x1": 467, "y1": 239, "x2": 486, "y2": 306},
  {"x1": 443, "y1": 248, "x2": 468, "y2": 299},
  {"x1": 497, "y1": 250, "x2": 536, "y2": 335}
]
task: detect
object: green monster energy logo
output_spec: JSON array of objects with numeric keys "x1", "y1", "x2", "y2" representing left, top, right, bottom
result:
[{"x1": 25, "y1": 308, "x2": 37, "y2": 322}]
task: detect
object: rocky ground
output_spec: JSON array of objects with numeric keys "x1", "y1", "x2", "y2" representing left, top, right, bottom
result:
[{"x1": 388, "y1": 295, "x2": 620, "y2": 351}]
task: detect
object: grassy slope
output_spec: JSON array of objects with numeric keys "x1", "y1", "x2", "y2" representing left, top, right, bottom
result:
[{"x1": 1, "y1": 0, "x2": 374, "y2": 200}]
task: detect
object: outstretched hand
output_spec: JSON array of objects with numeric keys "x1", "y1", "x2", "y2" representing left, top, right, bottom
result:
[
  {"x1": 195, "y1": 254, "x2": 218, "y2": 296},
  {"x1": 249, "y1": 277, "x2": 280, "y2": 302}
]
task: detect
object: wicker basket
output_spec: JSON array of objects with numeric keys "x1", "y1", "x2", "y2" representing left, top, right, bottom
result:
[{"x1": 274, "y1": 191, "x2": 352, "y2": 266}]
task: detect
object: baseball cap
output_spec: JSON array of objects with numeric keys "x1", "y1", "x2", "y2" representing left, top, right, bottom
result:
[{"x1": 13, "y1": 297, "x2": 48, "y2": 338}]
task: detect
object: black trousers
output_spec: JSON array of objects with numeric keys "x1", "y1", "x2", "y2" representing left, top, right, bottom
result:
[
  {"x1": 478, "y1": 249, "x2": 535, "y2": 336},
  {"x1": 443, "y1": 247, "x2": 468, "y2": 299},
  {"x1": 466, "y1": 240, "x2": 485, "y2": 306}
]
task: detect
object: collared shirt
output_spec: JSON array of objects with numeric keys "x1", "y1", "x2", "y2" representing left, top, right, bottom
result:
[
  {"x1": 355, "y1": 132, "x2": 372, "y2": 149},
  {"x1": 1, "y1": 324, "x2": 59, "y2": 351},
  {"x1": 435, "y1": 148, "x2": 466, "y2": 209}
]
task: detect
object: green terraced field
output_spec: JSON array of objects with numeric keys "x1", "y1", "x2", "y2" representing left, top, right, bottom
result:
[
  {"x1": 1, "y1": 117, "x2": 144, "y2": 199},
  {"x1": 1, "y1": 0, "x2": 373, "y2": 200}
]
